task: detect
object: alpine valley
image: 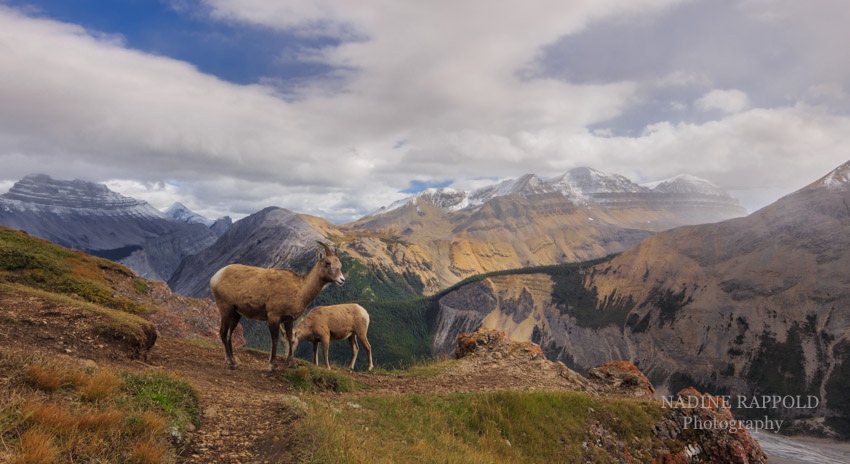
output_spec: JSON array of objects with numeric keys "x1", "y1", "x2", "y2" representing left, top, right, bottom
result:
[{"x1": 4, "y1": 163, "x2": 850, "y2": 438}]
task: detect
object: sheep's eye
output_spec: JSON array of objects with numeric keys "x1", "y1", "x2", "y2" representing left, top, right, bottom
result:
[{"x1": 324, "y1": 260, "x2": 331, "y2": 267}]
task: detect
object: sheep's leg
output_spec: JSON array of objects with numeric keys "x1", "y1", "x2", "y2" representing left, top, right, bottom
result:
[
  {"x1": 267, "y1": 316, "x2": 282, "y2": 372},
  {"x1": 357, "y1": 330, "x2": 374, "y2": 371},
  {"x1": 220, "y1": 310, "x2": 241, "y2": 369},
  {"x1": 347, "y1": 336, "x2": 359, "y2": 371},
  {"x1": 283, "y1": 320, "x2": 297, "y2": 368}
]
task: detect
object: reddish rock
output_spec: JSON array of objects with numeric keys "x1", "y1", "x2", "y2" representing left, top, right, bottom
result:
[
  {"x1": 587, "y1": 360, "x2": 655, "y2": 398},
  {"x1": 655, "y1": 387, "x2": 768, "y2": 464},
  {"x1": 455, "y1": 327, "x2": 544, "y2": 360}
]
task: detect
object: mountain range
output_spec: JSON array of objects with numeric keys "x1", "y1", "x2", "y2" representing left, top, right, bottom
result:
[
  {"x1": 0, "y1": 168, "x2": 746, "y2": 294},
  {"x1": 0, "y1": 174, "x2": 230, "y2": 281},
  {"x1": 344, "y1": 167, "x2": 746, "y2": 293}
]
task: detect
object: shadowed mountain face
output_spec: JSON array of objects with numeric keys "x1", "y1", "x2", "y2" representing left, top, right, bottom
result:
[
  {"x1": 431, "y1": 160, "x2": 850, "y2": 436},
  {"x1": 0, "y1": 175, "x2": 218, "y2": 281},
  {"x1": 167, "y1": 206, "x2": 333, "y2": 298}
]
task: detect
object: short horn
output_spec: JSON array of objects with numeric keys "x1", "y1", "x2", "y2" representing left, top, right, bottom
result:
[{"x1": 317, "y1": 241, "x2": 332, "y2": 256}]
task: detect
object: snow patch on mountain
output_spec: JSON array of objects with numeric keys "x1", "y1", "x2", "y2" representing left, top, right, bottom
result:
[
  {"x1": 371, "y1": 174, "x2": 564, "y2": 217},
  {"x1": 550, "y1": 167, "x2": 644, "y2": 201},
  {"x1": 0, "y1": 174, "x2": 165, "y2": 218},
  {"x1": 369, "y1": 168, "x2": 744, "y2": 217},
  {"x1": 643, "y1": 174, "x2": 730, "y2": 197},
  {"x1": 818, "y1": 161, "x2": 850, "y2": 188},
  {"x1": 165, "y1": 202, "x2": 214, "y2": 226}
]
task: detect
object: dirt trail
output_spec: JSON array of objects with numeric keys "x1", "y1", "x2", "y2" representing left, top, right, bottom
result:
[
  {"x1": 142, "y1": 333, "x2": 589, "y2": 463},
  {"x1": 0, "y1": 291, "x2": 594, "y2": 463}
]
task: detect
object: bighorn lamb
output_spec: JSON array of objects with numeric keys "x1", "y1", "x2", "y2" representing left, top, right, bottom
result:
[
  {"x1": 210, "y1": 241, "x2": 345, "y2": 371},
  {"x1": 292, "y1": 304, "x2": 374, "y2": 371}
]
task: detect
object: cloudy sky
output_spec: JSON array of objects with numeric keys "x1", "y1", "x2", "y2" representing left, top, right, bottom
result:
[{"x1": 1, "y1": 0, "x2": 849, "y2": 222}]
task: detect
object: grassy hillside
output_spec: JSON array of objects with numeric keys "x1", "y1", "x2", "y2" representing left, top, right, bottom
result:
[
  {"x1": 290, "y1": 389, "x2": 670, "y2": 463},
  {"x1": 1, "y1": 350, "x2": 199, "y2": 464},
  {"x1": 0, "y1": 226, "x2": 155, "y2": 314},
  {"x1": 0, "y1": 227, "x2": 199, "y2": 463}
]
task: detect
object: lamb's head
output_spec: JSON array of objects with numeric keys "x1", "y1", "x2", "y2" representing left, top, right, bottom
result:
[{"x1": 317, "y1": 241, "x2": 345, "y2": 286}]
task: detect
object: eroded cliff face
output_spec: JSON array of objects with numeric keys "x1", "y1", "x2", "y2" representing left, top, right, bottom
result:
[
  {"x1": 346, "y1": 192, "x2": 654, "y2": 294},
  {"x1": 433, "y1": 273, "x2": 634, "y2": 371}
]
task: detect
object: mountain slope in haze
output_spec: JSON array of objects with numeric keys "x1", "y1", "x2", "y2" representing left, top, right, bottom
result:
[
  {"x1": 165, "y1": 202, "x2": 232, "y2": 237},
  {"x1": 0, "y1": 175, "x2": 219, "y2": 281},
  {"x1": 346, "y1": 168, "x2": 745, "y2": 292},
  {"x1": 431, "y1": 160, "x2": 850, "y2": 437},
  {"x1": 167, "y1": 206, "x2": 332, "y2": 298}
]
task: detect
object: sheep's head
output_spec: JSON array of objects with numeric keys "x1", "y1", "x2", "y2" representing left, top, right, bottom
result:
[{"x1": 317, "y1": 241, "x2": 345, "y2": 286}]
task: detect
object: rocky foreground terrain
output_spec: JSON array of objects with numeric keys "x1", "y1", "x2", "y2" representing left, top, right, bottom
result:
[{"x1": 0, "y1": 278, "x2": 767, "y2": 464}]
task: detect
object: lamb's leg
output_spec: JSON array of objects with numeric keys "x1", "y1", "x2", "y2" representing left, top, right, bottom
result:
[
  {"x1": 347, "y1": 336, "x2": 359, "y2": 371},
  {"x1": 283, "y1": 321, "x2": 297, "y2": 368},
  {"x1": 219, "y1": 310, "x2": 241, "y2": 369},
  {"x1": 312, "y1": 341, "x2": 320, "y2": 366},
  {"x1": 321, "y1": 335, "x2": 332, "y2": 369},
  {"x1": 267, "y1": 316, "x2": 281, "y2": 372}
]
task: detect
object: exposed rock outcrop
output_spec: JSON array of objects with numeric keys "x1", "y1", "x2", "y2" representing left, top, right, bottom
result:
[{"x1": 453, "y1": 328, "x2": 767, "y2": 463}]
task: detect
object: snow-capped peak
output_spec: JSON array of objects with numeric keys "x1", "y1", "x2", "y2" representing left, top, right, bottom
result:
[
  {"x1": 550, "y1": 167, "x2": 645, "y2": 200},
  {"x1": 817, "y1": 160, "x2": 850, "y2": 188},
  {"x1": 364, "y1": 167, "x2": 743, "y2": 219},
  {"x1": 469, "y1": 174, "x2": 555, "y2": 205},
  {"x1": 367, "y1": 187, "x2": 470, "y2": 217},
  {"x1": 643, "y1": 174, "x2": 728, "y2": 196},
  {"x1": 164, "y1": 202, "x2": 214, "y2": 226}
]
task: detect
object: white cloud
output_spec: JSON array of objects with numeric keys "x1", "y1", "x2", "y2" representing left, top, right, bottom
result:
[
  {"x1": 1, "y1": 1, "x2": 850, "y2": 222},
  {"x1": 695, "y1": 89, "x2": 751, "y2": 114}
]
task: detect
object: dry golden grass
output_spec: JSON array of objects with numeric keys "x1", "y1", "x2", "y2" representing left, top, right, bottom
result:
[
  {"x1": 10, "y1": 427, "x2": 59, "y2": 464},
  {"x1": 80, "y1": 368, "x2": 124, "y2": 401},
  {"x1": 2, "y1": 350, "x2": 195, "y2": 464},
  {"x1": 130, "y1": 438, "x2": 168, "y2": 464},
  {"x1": 24, "y1": 364, "x2": 64, "y2": 392}
]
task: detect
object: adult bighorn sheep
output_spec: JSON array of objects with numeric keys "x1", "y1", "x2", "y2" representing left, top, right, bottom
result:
[
  {"x1": 210, "y1": 241, "x2": 345, "y2": 371},
  {"x1": 291, "y1": 304, "x2": 374, "y2": 371}
]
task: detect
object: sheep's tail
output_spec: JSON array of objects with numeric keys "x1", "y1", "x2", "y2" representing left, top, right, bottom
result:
[{"x1": 357, "y1": 304, "x2": 370, "y2": 325}]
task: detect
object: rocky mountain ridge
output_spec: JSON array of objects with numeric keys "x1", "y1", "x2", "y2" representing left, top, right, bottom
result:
[
  {"x1": 168, "y1": 206, "x2": 333, "y2": 297},
  {"x1": 0, "y1": 175, "x2": 223, "y2": 281},
  {"x1": 370, "y1": 167, "x2": 745, "y2": 221},
  {"x1": 346, "y1": 167, "x2": 746, "y2": 292}
]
